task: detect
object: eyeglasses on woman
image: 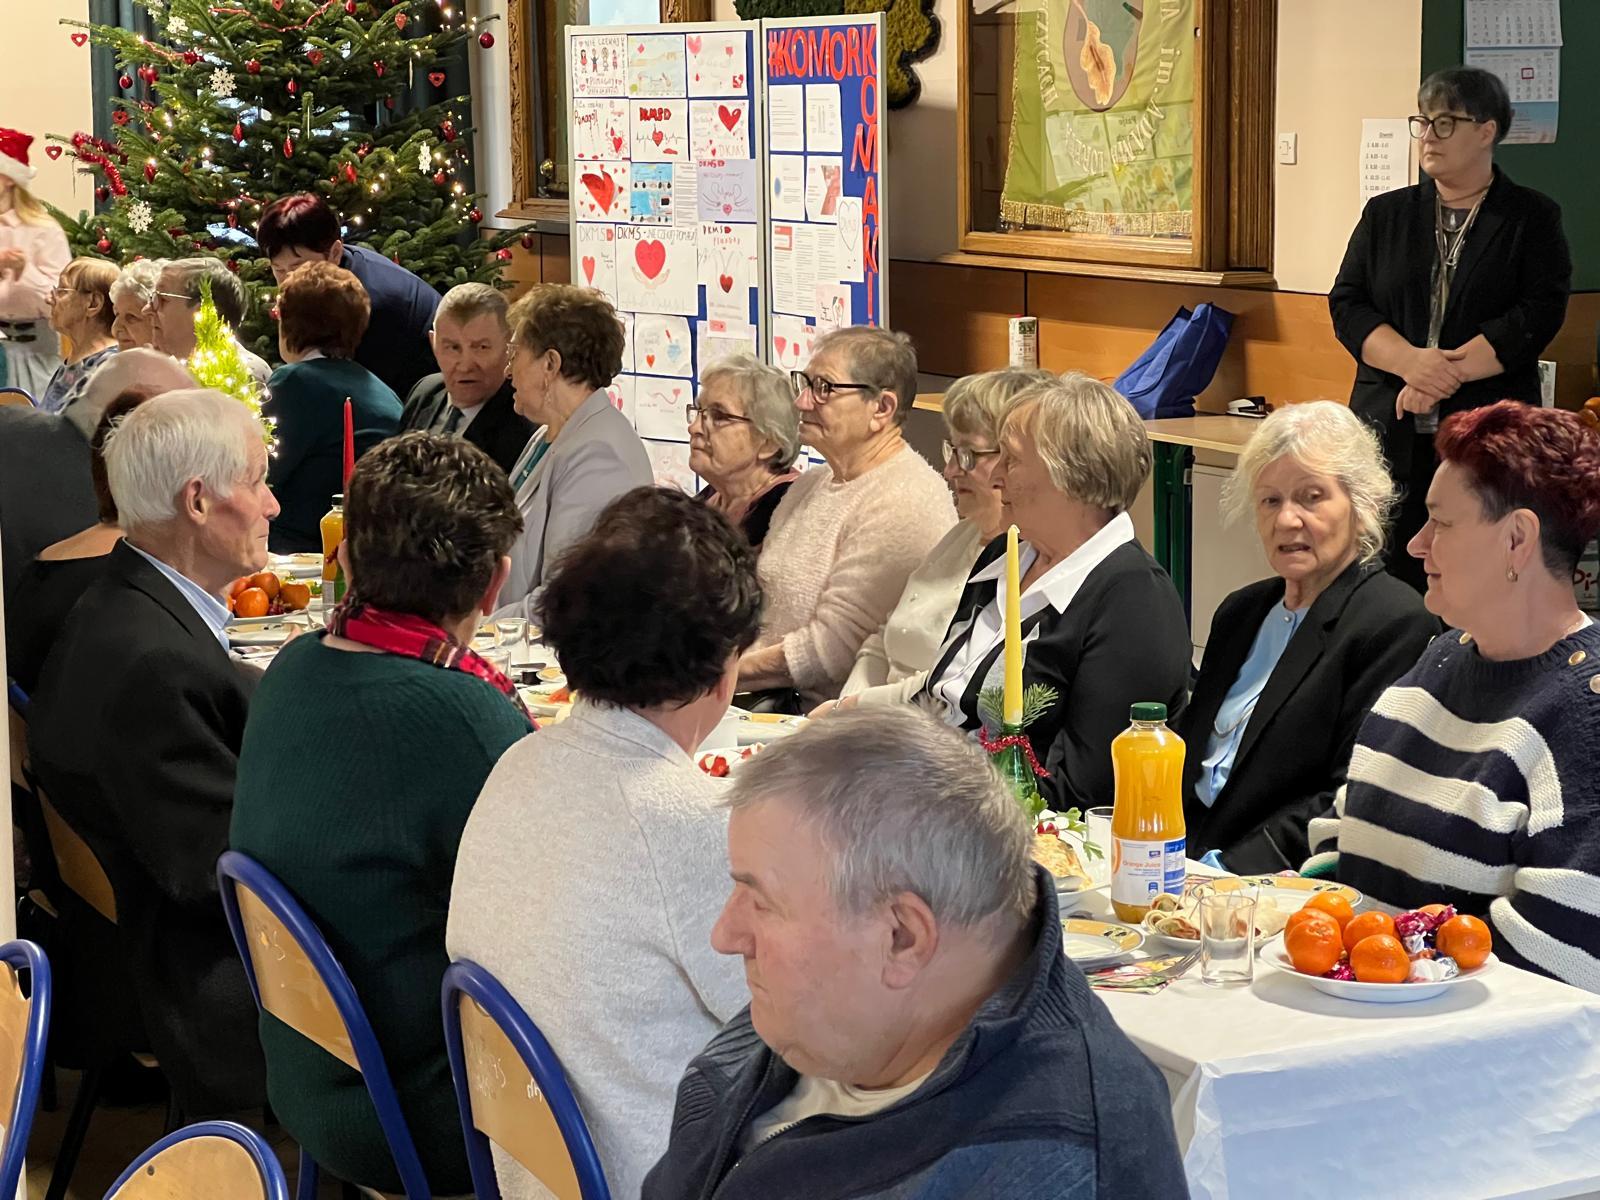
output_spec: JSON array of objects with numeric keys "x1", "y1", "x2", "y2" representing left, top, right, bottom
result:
[
  {"x1": 941, "y1": 440, "x2": 1001, "y2": 473},
  {"x1": 791, "y1": 370, "x2": 876, "y2": 403},
  {"x1": 686, "y1": 401, "x2": 752, "y2": 431},
  {"x1": 1408, "y1": 113, "x2": 1482, "y2": 140}
]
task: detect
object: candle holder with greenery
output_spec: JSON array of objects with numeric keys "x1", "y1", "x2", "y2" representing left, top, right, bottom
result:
[{"x1": 978, "y1": 683, "x2": 1102, "y2": 862}]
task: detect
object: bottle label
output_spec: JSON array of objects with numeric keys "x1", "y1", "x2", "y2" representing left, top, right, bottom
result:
[{"x1": 1110, "y1": 836, "x2": 1187, "y2": 907}]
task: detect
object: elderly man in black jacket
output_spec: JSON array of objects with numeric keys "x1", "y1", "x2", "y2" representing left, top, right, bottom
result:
[
  {"x1": 398, "y1": 282, "x2": 534, "y2": 477},
  {"x1": 29, "y1": 387, "x2": 278, "y2": 1116}
]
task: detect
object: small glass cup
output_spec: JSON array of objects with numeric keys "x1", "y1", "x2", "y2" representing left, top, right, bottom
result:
[
  {"x1": 481, "y1": 648, "x2": 513, "y2": 678},
  {"x1": 1198, "y1": 892, "x2": 1257, "y2": 988},
  {"x1": 1084, "y1": 806, "x2": 1114, "y2": 888},
  {"x1": 495, "y1": 618, "x2": 528, "y2": 664}
]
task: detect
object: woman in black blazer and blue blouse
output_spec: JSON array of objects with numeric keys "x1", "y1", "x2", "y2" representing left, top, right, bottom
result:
[
  {"x1": 1330, "y1": 66, "x2": 1570, "y2": 592},
  {"x1": 1175, "y1": 403, "x2": 1439, "y2": 874},
  {"x1": 919, "y1": 373, "x2": 1191, "y2": 814}
]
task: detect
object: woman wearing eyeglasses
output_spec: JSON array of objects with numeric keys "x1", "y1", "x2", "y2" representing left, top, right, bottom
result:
[
  {"x1": 737, "y1": 326, "x2": 955, "y2": 710},
  {"x1": 816, "y1": 368, "x2": 1052, "y2": 713},
  {"x1": 687, "y1": 353, "x2": 802, "y2": 549},
  {"x1": 39, "y1": 257, "x2": 120, "y2": 415},
  {"x1": 1330, "y1": 65, "x2": 1570, "y2": 593}
]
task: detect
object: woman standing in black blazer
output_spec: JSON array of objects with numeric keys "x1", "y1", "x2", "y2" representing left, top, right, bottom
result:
[
  {"x1": 919, "y1": 373, "x2": 1191, "y2": 814},
  {"x1": 1176, "y1": 403, "x2": 1438, "y2": 873},
  {"x1": 1329, "y1": 66, "x2": 1570, "y2": 591}
]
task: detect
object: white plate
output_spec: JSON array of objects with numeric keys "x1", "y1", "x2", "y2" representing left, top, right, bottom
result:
[
  {"x1": 1211, "y1": 875, "x2": 1363, "y2": 910},
  {"x1": 695, "y1": 744, "x2": 764, "y2": 776},
  {"x1": 1260, "y1": 934, "x2": 1497, "y2": 1003},
  {"x1": 1060, "y1": 918, "x2": 1144, "y2": 968},
  {"x1": 267, "y1": 553, "x2": 324, "y2": 579},
  {"x1": 227, "y1": 618, "x2": 306, "y2": 647}
]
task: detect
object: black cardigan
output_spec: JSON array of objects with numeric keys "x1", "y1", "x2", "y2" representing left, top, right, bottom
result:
[
  {"x1": 1328, "y1": 168, "x2": 1570, "y2": 476},
  {"x1": 924, "y1": 537, "x2": 1191, "y2": 813},
  {"x1": 1175, "y1": 560, "x2": 1440, "y2": 874}
]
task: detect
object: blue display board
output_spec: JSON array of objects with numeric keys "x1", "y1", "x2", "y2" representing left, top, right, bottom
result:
[
  {"x1": 565, "y1": 22, "x2": 766, "y2": 491},
  {"x1": 760, "y1": 14, "x2": 888, "y2": 374}
]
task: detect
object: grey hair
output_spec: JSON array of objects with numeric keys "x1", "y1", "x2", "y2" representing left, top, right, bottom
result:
[
  {"x1": 1419, "y1": 66, "x2": 1513, "y2": 143},
  {"x1": 164, "y1": 257, "x2": 248, "y2": 328},
  {"x1": 1222, "y1": 400, "x2": 1395, "y2": 565},
  {"x1": 808, "y1": 326, "x2": 919, "y2": 427},
  {"x1": 435, "y1": 282, "x2": 509, "y2": 332},
  {"x1": 108, "y1": 258, "x2": 167, "y2": 309},
  {"x1": 104, "y1": 388, "x2": 264, "y2": 532},
  {"x1": 726, "y1": 706, "x2": 1035, "y2": 929},
  {"x1": 698, "y1": 352, "x2": 801, "y2": 470},
  {"x1": 64, "y1": 348, "x2": 195, "y2": 440},
  {"x1": 1000, "y1": 371, "x2": 1151, "y2": 513},
  {"x1": 944, "y1": 368, "x2": 1057, "y2": 444}
]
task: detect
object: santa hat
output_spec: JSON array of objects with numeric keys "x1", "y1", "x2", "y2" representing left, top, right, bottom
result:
[{"x1": 0, "y1": 129, "x2": 37, "y2": 186}]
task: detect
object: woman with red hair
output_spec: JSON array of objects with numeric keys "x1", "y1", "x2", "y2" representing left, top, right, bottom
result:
[{"x1": 1308, "y1": 401, "x2": 1600, "y2": 991}]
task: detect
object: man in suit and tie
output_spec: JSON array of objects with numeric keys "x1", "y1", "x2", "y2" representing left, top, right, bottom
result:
[
  {"x1": 397, "y1": 283, "x2": 534, "y2": 477},
  {"x1": 29, "y1": 387, "x2": 276, "y2": 1117}
]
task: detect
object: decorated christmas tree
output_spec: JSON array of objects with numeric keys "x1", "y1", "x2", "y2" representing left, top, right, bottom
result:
[{"x1": 49, "y1": 0, "x2": 515, "y2": 355}]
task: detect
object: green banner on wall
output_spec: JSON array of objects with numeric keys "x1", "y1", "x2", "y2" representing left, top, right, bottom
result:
[{"x1": 1000, "y1": 0, "x2": 1196, "y2": 237}]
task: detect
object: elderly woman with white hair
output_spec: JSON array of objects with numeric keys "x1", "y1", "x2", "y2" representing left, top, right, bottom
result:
[
  {"x1": 920, "y1": 372, "x2": 1190, "y2": 814},
  {"x1": 1175, "y1": 402, "x2": 1438, "y2": 873},
  {"x1": 109, "y1": 257, "x2": 167, "y2": 350},
  {"x1": 688, "y1": 353, "x2": 802, "y2": 548}
]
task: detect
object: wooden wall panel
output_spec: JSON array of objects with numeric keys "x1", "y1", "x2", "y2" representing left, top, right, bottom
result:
[{"x1": 886, "y1": 261, "x2": 1023, "y2": 379}]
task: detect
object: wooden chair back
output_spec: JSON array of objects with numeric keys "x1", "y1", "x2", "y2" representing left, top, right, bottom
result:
[
  {"x1": 38, "y1": 791, "x2": 117, "y2": 925},
  {"x1": 104, "y1": 1121, "x2": 288, "y2": 1200},
  {"x1": 0, "y1": 389, "x2": 33, "y2": 409},
  {"x1": 232, "y1": 885, "x2": 358, "y2": 1071}
]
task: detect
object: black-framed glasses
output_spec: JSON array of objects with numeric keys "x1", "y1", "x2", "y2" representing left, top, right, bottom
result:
[
  {"x1": 791, "y1": 370, "x2": 876, "y2": 403},
  {"x1": 685, "y1": 401, "x2": 752, "y2": 431},
  {"x1": 1409, "y1": 113, "x2": 1481, "y2": 140},
  {"x1": 941, "y1": 440, "x2": 1001, "y2": 473}
]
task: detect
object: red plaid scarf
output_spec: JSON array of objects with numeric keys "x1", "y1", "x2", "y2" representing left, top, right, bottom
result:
[{"x1": 326, "y1": 599, "x2": 535, "y2": 728}]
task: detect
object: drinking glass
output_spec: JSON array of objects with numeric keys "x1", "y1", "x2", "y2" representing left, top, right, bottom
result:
[
  {"x1": 1084, "y1": 806, "x2": 1114, "y2": 888},
  {"x1": 481, "y1": 648, "x2": 513, "y2": 679},
  {"x1": 1198, "y1": 892, "x2": 1257, "y2": 988},
  {"x1": 495, "y1": 618, "x2": 528, "y2": 662}
]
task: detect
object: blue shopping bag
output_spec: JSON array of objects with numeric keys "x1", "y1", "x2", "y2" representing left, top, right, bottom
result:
[{"x1": 1112, "y1": 303, "x2": 1235, "y2": 419}]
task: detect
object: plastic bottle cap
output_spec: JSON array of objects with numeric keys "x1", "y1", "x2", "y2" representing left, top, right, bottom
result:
[{"x1": 1130, "y1": 702, "x2": 1167, "y2": 722}]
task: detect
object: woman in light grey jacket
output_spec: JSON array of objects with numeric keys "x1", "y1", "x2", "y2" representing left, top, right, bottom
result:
[{"x1": 494, "y1": 284, "x2": 651, "y2": 620}]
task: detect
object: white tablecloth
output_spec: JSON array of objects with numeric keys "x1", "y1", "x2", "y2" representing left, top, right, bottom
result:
[{"x1": 1072, "y1": 886, "x2": 1600, "y2": 1198}]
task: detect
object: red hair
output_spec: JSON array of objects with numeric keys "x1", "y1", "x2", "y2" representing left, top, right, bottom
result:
[
  {"x1": 1436, "y1": 401, "x2": 1600, "y2": 575},
  {"x1": 256, "y1": 193, "x2": 341, "y2": 259}
]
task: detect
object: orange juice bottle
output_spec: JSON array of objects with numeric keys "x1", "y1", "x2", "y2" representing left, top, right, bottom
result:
[
  {"x1": 1109, "y1": 702, "x2": 1186, "y2": 923},
  {"x1": 320, "y1": 494, "x2": 346, "y2": 608}
]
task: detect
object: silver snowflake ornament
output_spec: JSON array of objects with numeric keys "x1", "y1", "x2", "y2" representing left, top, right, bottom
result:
[
  {"x1": 167, "y1": 15, "x2": 188, "y2": 37},
  {"x1": 418, "y1": 140, "x2": 432, "y2": 173},
  {"x1": 127, "y1": 201, "x2": 154, "y2": 234},
  {"x1": 209, "y1": 68, "x2": 236, "y2": 99}
]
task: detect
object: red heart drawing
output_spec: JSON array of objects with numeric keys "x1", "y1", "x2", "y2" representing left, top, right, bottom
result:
[
  {"x1": 70, "y1": 32, "x2": 88, "y2": 46},
  {"x1": 428, "y1": 71, "x2": 447, "y2": 87},
  {"x1": 581, "y1": 256, "x2": 596, "y2": 284},
  {"x1": 717, "y1": 104, "x2": 740, "y2": 132},
  {"x1": 634, "y1": 239, "x2": 666, "y2": 280},
  {"x1": 686, "y1": 35, "x2": 702, "y2": 54},
  {"x1": 646, "y1": 353, "x2": 656, "y2": 367},
  {"x1": 725, "y1": 44, "x2": 734, "y2": 55},
  {"x1": 718, "y1": 273, "x2": 734, "y2": 293},
  {"x1": 581, "y1": 170, "x2": 617, "y2": 214},
  {"x1": 652, "y1": 128, "x2": 664, "y2": 146},
  {"x1": 611, "y1": 134, "x2": 624, "y2": 152},
  {"x1": 722, "y1": 203, "x2": 733, "y2": 215},
  {"x1": 774, "y1": 336, "x2": 787, "y2": 358},
  {"x1": 44, "y1": 145, "x2": 63, "y2": 160}
]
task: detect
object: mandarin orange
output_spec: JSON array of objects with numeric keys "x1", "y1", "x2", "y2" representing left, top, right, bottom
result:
[
  {"x1": 248, "y1": 571, "x2": 281, "y2": 600},
  {"x1": 1435, "y1": 914, "x2": 1493, "y2": 970},
  {"x1": 279, "y1": 581, "x2": 312, "y2": 611},
  {"x1": 1284, "y1": 907, "x2": 1341, "y2": 941},
  {"x1": 1342, "y1": 910, "x2": 1396, "y2": 953},
  {"x1": 1285, "y1": 916, "x2": 1344, "y2": 976},
  {"x1": 1302, "y1": 892, "x2": 1355, "y2": 931},
  {"x1": 234, "y1": 587, "x2": 270, "y2": 618},
  {"x1": 1349, "y1": 933, "x2": 1410, "y2": 983}
]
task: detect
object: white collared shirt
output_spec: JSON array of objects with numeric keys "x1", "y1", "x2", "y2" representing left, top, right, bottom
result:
[
  {"x1": 126, "y1": 542, "x2": 234, "y2": 653},
  {"x1": 436, "y1": 398, "x2": 486, "y2": 434},
  {"x1": 930, "y1": 511, "x2": 1137, "y2": 723}
]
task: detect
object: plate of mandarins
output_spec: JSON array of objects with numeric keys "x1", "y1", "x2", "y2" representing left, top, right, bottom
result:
[{"x1": 1263, "y1": 901, "x2": 1496, "y2": 1003}]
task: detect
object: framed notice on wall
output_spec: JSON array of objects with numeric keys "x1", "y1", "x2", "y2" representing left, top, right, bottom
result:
[
  {"x1": 761, "y1": 14, "x2": 888, "y2": 373},
  {"x1": 564, "y1": 21, "x2": 766, "y2": 489}
]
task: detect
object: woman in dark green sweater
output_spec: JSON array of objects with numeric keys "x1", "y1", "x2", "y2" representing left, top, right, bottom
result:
[
  {"x1": 264, "y1": 261, "x2": 403, "y2": 553},
  {"x1": 232, "y1": 432, "x2": 531, "y2": 1195}
]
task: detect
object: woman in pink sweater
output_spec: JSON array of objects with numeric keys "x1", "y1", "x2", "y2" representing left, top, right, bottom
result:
[
  {"x1": 0, "y1": 129, "x2": 71, "y2": 398},
  {"x1": 739, "y1": 327, "x2": 956, "y2": 710}
]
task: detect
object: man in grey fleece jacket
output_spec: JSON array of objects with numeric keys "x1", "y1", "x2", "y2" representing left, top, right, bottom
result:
[{"x1": 643, "y1": 706, "x2": 1184, "y2": 1200}]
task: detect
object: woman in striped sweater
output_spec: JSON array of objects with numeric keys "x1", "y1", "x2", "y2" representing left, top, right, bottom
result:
[{"x1": 1308, "y1": 401, "x2": 1600, "y2": 992}]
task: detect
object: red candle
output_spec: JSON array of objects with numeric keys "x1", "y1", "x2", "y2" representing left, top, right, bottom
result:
[{"x1": 342, "y1": 397, "x2": 355, "y2": 489}]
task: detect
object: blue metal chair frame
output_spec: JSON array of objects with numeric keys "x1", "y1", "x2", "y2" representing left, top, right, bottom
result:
[
  {"x1": 216, "y1": 851, "x2": 433, "y2": 1200},
  {"x1": 441, "y1": 959, "x2": 612, "y2": 1200},
  {"x1": 102, "y1": 1120, "x2": 288, "y2": 1200},
  {"x1": 0, "y1": 940, "x2": 51, "y2": 1200},
  {"x1": 6, "y1": 681, "x2": 28, "y2": 716}
]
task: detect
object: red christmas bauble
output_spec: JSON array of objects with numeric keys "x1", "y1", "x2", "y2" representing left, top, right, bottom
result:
[
  {"x1": 283, "y1": 136, "x2": 295, "y2": 158},
  {"x1": 95, "y1": 186, "x2": 110, "y2": 202},
  {"x1": 118, "y1": 73, "x2": 133, "y2": 89},
  {"x1": 495, "y1": 248, "x2": 513, "y2": 261},
  {"x1": 227, "y1": 213, "x2": 238, "y2": 228},
  {"x1": 394, "y1": 12, "x2": 408, "y2": 30},
  {"x1": 468, "y1": 207, "x2": 482, "y2": 223},
  {"x1": 373, "y1": 60, "x2": 386, "y2": 77},
  {"x1": 344, "y1": 162, "x2": 358, "y2": 183},
  {"x1": 287, "y1": 78, "x2": 298, "y2": 95},
  {"x1": 520, "y1": 233, "x2": 534, "y2": 250},
  {"x1": 113, "y1": 109, "x2": 130, "y2": 126},
  {"x1": 270, "y1": 306, "x2": 281, "y2": 322},
  {"x1": 233, "y1": 122, "x2": 244, "y2": 143},
  {"x1": 345, "y1": 0, "x2": 358, "y2": 12},
  {"x1": 246, "y1": 59, "x2": 262, "y2": 74},
  {"x1": 183, "y1": 50, "x2": 200, "y2": 66},
  {"x1": 97, "y1": 237, "x2": 112, "y2": 253},
  {"x1": 228, "y1": 259, "x2": 240, "y2": 273},
  {"x1": 357, "y1": 142, "x2": 372, "y2": 157},
  {"x1": 307, "y1": 50, "x2": 324, "y2": 67},
  {"x1": 433, "y1": 169, "x2": 446, "y2": 186},
  {"x1": 440, "y1": 119, "x2": 456, "y2": 142},
  {"x1": 144, "y1": 161, "x2": 157, "y2": 182},
  {"x1": 384, "y1": 96, "x2": 395, "y2": 109},
  {"x1": 167, "y1": 226, "x2": 185, "y2": 237},
  {"x1": 479, "y1": 31, "x2": 495, "y2": 49}
]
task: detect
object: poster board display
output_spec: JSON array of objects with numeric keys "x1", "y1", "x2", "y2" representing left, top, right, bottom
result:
[
  {"x1": 761, "y1": 14, "x2": 888, "y2": 372},
  {"x1": 565, "y1": 22, "x2": 766, "y2": 480}
]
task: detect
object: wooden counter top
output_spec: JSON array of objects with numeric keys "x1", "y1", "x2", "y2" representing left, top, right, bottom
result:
[{"x1": 913, "y1": 394, "x2": 1261, "y2": 457}]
